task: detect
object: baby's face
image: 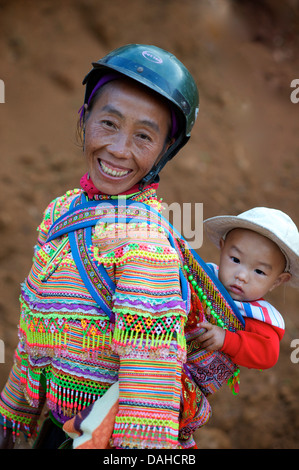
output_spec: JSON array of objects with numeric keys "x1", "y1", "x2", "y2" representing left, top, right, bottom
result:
[{"x1": 218, "y1": 228, "x2": 288, "y2": 302}]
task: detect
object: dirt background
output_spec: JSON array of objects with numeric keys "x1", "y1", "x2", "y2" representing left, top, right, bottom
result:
[{"x1": 0, "y1": 0, "x2": 298, "y2": 449}]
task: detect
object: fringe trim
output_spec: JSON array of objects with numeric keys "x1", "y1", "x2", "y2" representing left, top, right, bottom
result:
[
  {"x1": 112, "y1": 328, "x2": 186, "y2": 362},
  {"x1": 111, "y1": 418, "x2": 179, "y2": 449},
  {"x1": 19, "y1": 301, "x2": 113, "y2": 360},
  {"x1": 0, "y1": 406, "x2": 35, "y2": 441},
  {"x1": 46, "y1": 384, "x2": 100, "y2": 418},
  {"x1": 111, "y1": 309, "x2": 186, "y2": 360},
  {"x1": 19, "y1": 356, "x2": 111, "y2": 419}
]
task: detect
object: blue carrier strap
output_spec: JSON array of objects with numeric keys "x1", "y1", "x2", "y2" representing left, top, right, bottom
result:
[
  {"x1": 47, "y1": 199, "x2": 102, "y2": 242},
  {"x1": 68, "y1": 226, "x2": 115, "y2": 319},
  {"x1": 47, "y1": 196, "x2": 190, "y2": 314}
]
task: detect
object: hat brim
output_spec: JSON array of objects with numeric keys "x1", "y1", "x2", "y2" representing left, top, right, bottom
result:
[{"x1": 204, "y1": 215, "x2": 299, "y2": 288}]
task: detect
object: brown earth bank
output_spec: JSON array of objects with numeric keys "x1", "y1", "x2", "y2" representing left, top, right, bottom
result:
[{"x1": 0, "y1": 0, "x2": 298, "y2": 449}]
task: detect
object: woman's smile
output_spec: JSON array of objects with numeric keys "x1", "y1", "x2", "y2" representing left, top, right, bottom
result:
[{"x1": 97, "y1": 158, "x2": 132, "y2": 179}]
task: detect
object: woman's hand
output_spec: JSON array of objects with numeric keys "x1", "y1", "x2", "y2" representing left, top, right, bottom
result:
[
  {"x1": 0, "y1": 424, "x2": 14, "y2": 449},
  {"x1": 196, "y1": 322, "x2": 226, "y2": 352}
]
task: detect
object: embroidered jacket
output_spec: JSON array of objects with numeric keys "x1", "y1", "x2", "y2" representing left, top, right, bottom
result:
[{"x1": 0, "y1": 186, "x2": 190, "y2": 449}]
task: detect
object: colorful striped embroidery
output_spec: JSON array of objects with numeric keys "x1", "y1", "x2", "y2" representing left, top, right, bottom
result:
[{"x1": 0, "y1": 187, "x2": 244, "y2": 448}]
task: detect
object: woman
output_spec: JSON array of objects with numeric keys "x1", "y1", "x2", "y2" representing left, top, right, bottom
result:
[{"x1": 0, "y1": 44, "x2": 241, "y2": 449}]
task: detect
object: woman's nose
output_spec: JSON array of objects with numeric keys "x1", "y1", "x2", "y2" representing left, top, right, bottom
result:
[{"x1": 107, "y1": 132, "x2": 132, "y2": 159}]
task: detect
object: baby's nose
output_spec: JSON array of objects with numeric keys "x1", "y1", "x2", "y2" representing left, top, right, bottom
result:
[{"x1": 236, "y1": 269, "x2": 248, "y2": 282}]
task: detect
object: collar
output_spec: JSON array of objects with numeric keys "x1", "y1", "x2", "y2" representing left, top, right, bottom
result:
[{"x1": 80, "y1": 172, "x2": 159, "y2": 200}]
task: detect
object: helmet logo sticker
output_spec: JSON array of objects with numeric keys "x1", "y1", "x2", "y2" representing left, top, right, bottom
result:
[{"x1": 142, "y1": 50, "x2": 163, "y2": 64}]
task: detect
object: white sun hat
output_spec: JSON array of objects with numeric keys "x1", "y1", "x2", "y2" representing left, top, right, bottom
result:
[{"x1": 204, "y1": 207, "x2": 299, "y2": 288}]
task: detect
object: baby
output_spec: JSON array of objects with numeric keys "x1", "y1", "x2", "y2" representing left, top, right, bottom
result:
[{"x1": 197, "y1": 207, "x2": 299, "y2": 370}]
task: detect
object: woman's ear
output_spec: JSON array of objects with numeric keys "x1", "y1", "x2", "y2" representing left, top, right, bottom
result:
[
  {"x1": 155, "y1": 137, "x2": 175, "y2": 165},
  {"x1": 82, "y1": 104, "x2": 89, "y2": 151},
  {"x1": 269, "y1": 272, "x2": 292, "y2": 292},
  {"x1": 166, "y1": 137, "x2": 175, "y2": 151}
]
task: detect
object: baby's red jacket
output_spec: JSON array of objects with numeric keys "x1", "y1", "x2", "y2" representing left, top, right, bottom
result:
[{"x1": 220, "y1": 317, "x2": 284, "y2": 369}]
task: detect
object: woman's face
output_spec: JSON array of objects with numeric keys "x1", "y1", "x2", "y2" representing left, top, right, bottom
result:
[{"x1": 84, "y1": 79, "x2": 172, "y2": 195}]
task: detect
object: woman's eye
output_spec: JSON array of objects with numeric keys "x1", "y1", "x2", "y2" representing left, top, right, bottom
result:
[
  {"x1": 137, "y1": 133, "x2": 152, "y2": 141},
  {"x1": 102, "y1": 119, "x2": 116, "y2": 128}
]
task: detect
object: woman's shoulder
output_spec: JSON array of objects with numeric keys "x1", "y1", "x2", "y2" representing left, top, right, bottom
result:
[{"x1": 37, "y1": 188, "x2": 82, "y2": 239}]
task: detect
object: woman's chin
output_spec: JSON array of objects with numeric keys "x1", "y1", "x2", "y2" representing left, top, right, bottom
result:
[{"x1": 90, "y1": 172, "x2": 138, "y2": 195}]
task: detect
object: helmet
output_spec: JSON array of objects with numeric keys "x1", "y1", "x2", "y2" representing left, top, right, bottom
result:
[{"x1": 82, "y1": 44, "x2": 199, "y2": 185}]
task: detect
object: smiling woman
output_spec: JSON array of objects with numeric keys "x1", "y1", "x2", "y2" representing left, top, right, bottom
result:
[{"x1": 0, "y1": 44, "x2": 239, "y2": 451}]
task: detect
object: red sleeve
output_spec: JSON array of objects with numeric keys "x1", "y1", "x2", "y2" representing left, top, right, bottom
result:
[{"x1": 220, "y1": 317, "x2": 284, "y2": 369}]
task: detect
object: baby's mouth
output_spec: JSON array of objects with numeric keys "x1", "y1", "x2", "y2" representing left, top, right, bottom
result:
[
  {"x1": 229, "y1": 284, "x2": 244, "y2": 296},
  {"x1": 98, "y1": 159, "x2": 132, "y2": 178}
]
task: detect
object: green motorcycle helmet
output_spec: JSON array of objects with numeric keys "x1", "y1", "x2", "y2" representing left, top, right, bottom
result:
[{"x1": 82, "y1": 44, "x2": 199, "y2": 186}]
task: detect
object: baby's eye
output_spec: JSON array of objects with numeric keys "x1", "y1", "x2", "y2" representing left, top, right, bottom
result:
[
  {"x1": 231, "y1": 256, "x2": 240, "y2": 264},
  {"x1": 255, "y1": 269, "x2": 266, "y2": 276}
]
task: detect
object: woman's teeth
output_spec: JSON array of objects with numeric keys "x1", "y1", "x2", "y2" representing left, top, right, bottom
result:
[{"x1": 100, "y1": 160, "x2": 130, "y2": 177}]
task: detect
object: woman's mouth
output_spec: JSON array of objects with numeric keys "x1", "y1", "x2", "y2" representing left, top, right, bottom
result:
[{"x1": 98, "y1": 159, "x2": 132, "y2": 178}]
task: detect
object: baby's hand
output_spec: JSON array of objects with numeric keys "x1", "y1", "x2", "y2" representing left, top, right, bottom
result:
[{"x1": 196, "y1": 322, "x2": 226, "y2": 352}]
